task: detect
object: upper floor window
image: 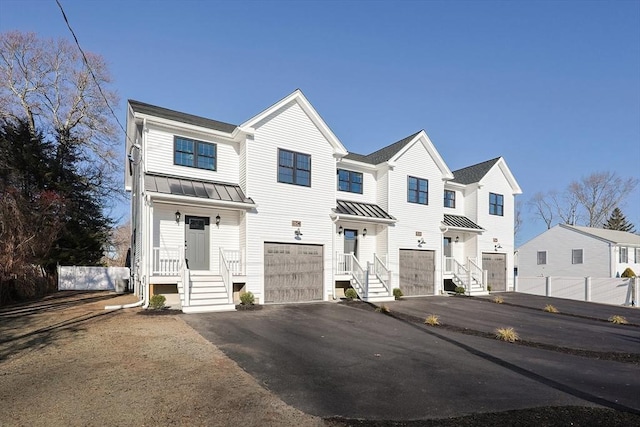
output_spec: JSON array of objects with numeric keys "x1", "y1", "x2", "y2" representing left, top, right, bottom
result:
[
  {"x1": 619, "y1": 247, "x2": 628, "y2": 263},
  {"x1": 572, "y1": 249, "x2": 583, "y2": 264},
  {"x1": 444, "y1": 190, "x2": 456, "y2": 208},
  {"x1": 537, "y1": 251, "x2": 547, "y2": 265},
  {"x1": 338, "y1": 169, "x2": 363, "y2": 194},
  {"x1": 489, "y1": 192, "x2": 504, "y2": 216},
  {"x1": 278, "y1": 149, "x2": 311, "y2": 187},
  {"x1": 174, "y1": 136, "x2": 216, "y2": 170},
  {"x1": 408, "y1": 176, "x2": 428, "y2": 205}
]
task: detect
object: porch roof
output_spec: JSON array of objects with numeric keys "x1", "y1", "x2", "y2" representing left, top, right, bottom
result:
[
  {"x1": 144, "y1": 174, "x2": 255, "y2": 205},
  {"x1": 442, "y1": 214, "x2": 484, "y2": 231},
  {"x1": 333, "y1": 200, "x2": 396, "y2": 222}
]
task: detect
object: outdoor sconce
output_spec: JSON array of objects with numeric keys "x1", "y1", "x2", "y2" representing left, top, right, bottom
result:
[
  {"x1": 362, "y1": 228, "x2": 367, "y2": 237},
  {"x1": 295, "y1": 228, "x2": 303, "y2": 237},
  {"x1": 338, "y1": 225, "x2": 343, "y2": 235},
  {"x1": 215, "y1": 214, "x2": 221, "y2": 227},
  {"x1": 455, "y1": 236, "x2": 459, "y2": 243},
  {"x1": 175, "y1": 210, "x2": 181, "y2": 223},
  {"x1": 494, "y1": 244, "x2": 503, "y2": 251},
  {"x1": 418, "y1": 238, "x2": 426, "y2": 245}
]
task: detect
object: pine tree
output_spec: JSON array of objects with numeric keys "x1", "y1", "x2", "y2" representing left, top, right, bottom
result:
[{"x1": 603, "y1": 207, "x2": 635, "y2": 233}]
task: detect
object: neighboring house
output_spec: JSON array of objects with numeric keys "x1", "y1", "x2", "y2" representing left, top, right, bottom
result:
[
  {"x1": 125, "y1": 89, "x2": 521, "y2": 313},
  {"x1": 517, "y1": 224, "x2": 640, "y2": 278}
]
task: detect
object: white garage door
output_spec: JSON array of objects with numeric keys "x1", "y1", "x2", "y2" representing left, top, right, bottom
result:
[{"x1": 264, "y1": 243, "x2": 324, "y2": 303}]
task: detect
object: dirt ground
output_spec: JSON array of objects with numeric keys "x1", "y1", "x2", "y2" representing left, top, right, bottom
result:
[
  {"x1": 2, "y1": 292, "x2": 638, "y2": 427},
  {"x1": 0, "y1": 291, "x2": 327, "y2": 427}
]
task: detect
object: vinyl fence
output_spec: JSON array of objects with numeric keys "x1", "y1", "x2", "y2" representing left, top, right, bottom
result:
[
  {"x1": 57, "y1": 266, "x2": 130, "y2": 292},
  {"x1": 515, "y1": 276, "x2": 639, "y2": 307}
]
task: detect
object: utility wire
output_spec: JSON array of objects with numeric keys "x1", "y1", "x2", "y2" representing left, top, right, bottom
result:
[{"x1": 55, "y1": 0, "x2": 134, "y2": 146}]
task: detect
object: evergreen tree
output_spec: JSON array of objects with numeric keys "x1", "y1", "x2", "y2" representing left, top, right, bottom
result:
[{"x1": 603, "y1": 207, "x2": 635, "y2": 233}]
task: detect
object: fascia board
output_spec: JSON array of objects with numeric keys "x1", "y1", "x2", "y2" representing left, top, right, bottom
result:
[
  {"x1": 390, "y1": 131, "x2": 454, "y2": 179},
  {"x1": 330, "y1": 213, "x2": 397, "y2": 225},
  {"x1": 338, "y1": 157, "x2": 379, "y2": 171},
  {"x1": 148, "y1": 192, "x2": 257, "y2": 210},
  {"x1": 135, "y1": 113, "x2": 240, "y2": 142}
]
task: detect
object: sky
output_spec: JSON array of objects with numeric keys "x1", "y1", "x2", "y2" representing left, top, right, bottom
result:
[{"x1": 1, "y1": 0, "x2": 639, "y2": 246}]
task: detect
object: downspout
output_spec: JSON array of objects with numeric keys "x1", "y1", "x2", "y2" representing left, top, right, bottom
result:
[
  {"x1": 331, "y1": 215, "x2": 341, "y2": 300},
  {"x1": 441, "y1": 226, "x2": 449, "y2": 295}
]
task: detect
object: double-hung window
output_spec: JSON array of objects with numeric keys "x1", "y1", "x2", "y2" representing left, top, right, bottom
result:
[
  {"x1": 619, "y1": 247, "x2": 628, "y2": 263},
  {"x1": 537, "y1": 251, "x2": 547, "y2": 265},
  {"x1": 444, "y1": 190, "x2": 456, "y2": 208},
  {"x1": 337, "y1": 169, "x2": 363, "y2": 194},
  {"x1": 572, "y1": 249, "x2": 583, "y2": 264},
  {"x1": 174, "y1": 136, "x2": 216, "y2": 170},
  {"x1": 489, "y1": 192, "x2": 504, "y2": 216},
  {"x1": 408, "y1": 176, "x2": 428, "y2": 205},
  {"x1": 278, "y1": 149, "x2": 311, "y2": 187}
]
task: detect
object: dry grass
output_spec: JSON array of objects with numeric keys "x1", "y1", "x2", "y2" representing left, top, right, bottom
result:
[
  {"x1": 375, "y1": 304, "x2": 390, "y2": 314},
  {"x1": 543, "y1": 304, "x2": 559, "y2": 313},
  {"x1": 495, "y1": 327, "x2": 519, "y2": 342},
  {"x1": 492, "y1": 296, "x2": 504, "y2": 304},
  {"x1": 424, "y1": 314, "x2": 440, "y2": 326},
  {"x1": 608, "y1": 315, "x2": 628, "y2": 325}
]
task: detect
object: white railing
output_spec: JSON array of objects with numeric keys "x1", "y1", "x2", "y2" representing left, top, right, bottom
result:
[
  {"x1": 468, "y1": 258, "x2": 485, "y2": 292},
  {"x1": 372, "y1": 253, "x2": 391, "y2": 295},
  {"x1": 152, "y1": 247, "x2": 182, "y2": 276},
  {"x1": 451, "y1": 258, "x2": 470, "y2": 294},
  {"x1": 219, "y1": 249, "x2": 234, "y2": 305},
  {"x1": 336, "y1": 252, "x2": 354, "y2": 275},
  {"x1": 223, "y1": 249, "x2": 244, "y2": 275},
  {"x1": 350, "y1": 255, "x2": 368, "y2": 299}
]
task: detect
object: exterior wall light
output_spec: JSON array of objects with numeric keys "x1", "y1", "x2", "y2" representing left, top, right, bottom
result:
[
  {"x1": 494, "y1": 244, "x2": 502, "y2": 251},
  {"x1": 295, "y1": 228, "x2": 303, "y2": 237},
  {"x1": 215, "y1": 214, "x2": 221, "y2": 227},
  {"x1": 418, "y1": 238, "x2": 426, "y2": 245},
  {"x1": 362, "y1": 228, "x2": 367, "y2": 237},
  {"x1": 455, "y1": 236, "x2": 459, "y2": 243},
  {"x1": 338, "y1": 225, "x2": 343, "y2": 235},
  {"x1": 175, "y1": 210, "x2": 181, "y2": 223}
]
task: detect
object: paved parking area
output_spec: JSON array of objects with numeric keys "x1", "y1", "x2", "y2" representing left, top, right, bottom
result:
[{"x1": 184, "y1": 295, "x2": 640, "y2": 421}]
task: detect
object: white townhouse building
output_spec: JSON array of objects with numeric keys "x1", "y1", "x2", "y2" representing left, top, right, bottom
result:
[{"x1": 125, "y1": 90, "x2": 522, "y2": 313}]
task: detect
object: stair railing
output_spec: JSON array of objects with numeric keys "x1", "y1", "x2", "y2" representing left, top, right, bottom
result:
[
  {"x1": 180, "y1": 246, "x2": 190, "y2": 307},
  {"x1": 350, "y1": 254, "x2": 368, "y2": 299},
  {"x1": 468, "y1": 258, "x2": 486, "y2": 293},
  {"x1": 372, "y1": 253, "x2": 391, "y2": 296},
  {"x1": 451, "y1": 258, "x2": 470, "y2": 295},
  {"x1": 219, "y1": 248, "x2": 234, "y2": 305}
]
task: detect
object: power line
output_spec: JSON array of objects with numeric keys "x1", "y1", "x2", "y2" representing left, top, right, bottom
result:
[{"x1": 55, "y1": 0, "x2": 134, "y2": 146}]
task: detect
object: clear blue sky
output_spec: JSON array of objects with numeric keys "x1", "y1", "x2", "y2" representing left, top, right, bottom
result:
[{"x1": 2, "y1": 0, "x2": 639, "y2": 245}]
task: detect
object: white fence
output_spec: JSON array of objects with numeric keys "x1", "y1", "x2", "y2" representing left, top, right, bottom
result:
[
  {"x1": 58, "y1": 266, "x2": 130, "y2": 292},
  {"x1": 515, "y1": 276, "x2": 639, "y2": 307}
]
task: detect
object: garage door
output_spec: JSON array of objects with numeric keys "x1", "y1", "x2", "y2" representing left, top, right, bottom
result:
[
  {"x1": 399, "y1": 249, "x2": 435, "y2": 296},
  {"x1": 264, "y1": 243, "x2": 324, "y2": 303},
  {"x1": 482, "y1": 252, "x2": 507, "y2": 292}
]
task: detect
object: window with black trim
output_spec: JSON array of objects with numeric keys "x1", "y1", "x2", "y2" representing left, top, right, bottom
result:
[
  {"x1": 537, "y1": 251, "x2": 547, "y2": 265},
  {"x1": 444, "y1": 190, "x2": 456, "y2": 208},
  {"x1": 572, "y1": 249, "x2": 583, "y2": 264},
  {"x1": 174, "y1": 136, "x2": 216, "y2": 170},
  {"x1": 338, "y1": 169, "x2": 363, "y2": 193},
  {"x1": 278, "y1": 149, "x2": 311, "y2": 187},
  {"x1": 489, "y1": 192, "x2": 504, "y2": 216},
  {"x1": 408, "y1": 176, "x2": 428, "y2": 205}
]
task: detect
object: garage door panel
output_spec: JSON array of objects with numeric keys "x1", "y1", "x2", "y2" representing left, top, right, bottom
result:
[
  {"x1": 264, "y1": 243, "x2": 323, "y2": 303},
  {"x1": 399, "y1": 249, "x2": 435, "y2": 296},
  {"x1": 482, "y1": 252, "x2": 507, "y2": 292}
]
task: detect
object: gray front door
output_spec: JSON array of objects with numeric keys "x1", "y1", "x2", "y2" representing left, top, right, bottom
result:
[
  {"x1": 185, "y1": 216, "x2": 210, "y2": 270},
  {"x1": 344, "y1": 229, "x2": 358, "y2": 258}
]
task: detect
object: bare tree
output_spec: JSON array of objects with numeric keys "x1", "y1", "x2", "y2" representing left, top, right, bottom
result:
[
  {"x1": 514, "y1": 199, "x2": 523, "y2": 241},
  {"x1": 0, "y1": 31, "x2": 121, "y2": 196},
  {"x1": 529, "y1": 172, "x2": 638, "y2": 229},
  {"x1": 103, "y1": 221, "x2": 131, "y2": 267}
]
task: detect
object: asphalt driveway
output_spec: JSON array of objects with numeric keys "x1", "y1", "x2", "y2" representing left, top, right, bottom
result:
[{"x1": 184, "y1": 295, "x2": 640, "y2": 421}]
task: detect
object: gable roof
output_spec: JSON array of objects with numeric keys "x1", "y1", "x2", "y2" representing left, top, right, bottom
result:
[
  {"x1": 345, "y1": 131, "x2": 420, "y2": 165},
  {"x1": 560, "y1": 224, "x2": 640, "y2": 245},
  {"x1": 128, "y1": 100, "x2": 237, "y2": 134},
  {"x1": 241, "y1": 89, "x2": 348, "y2": 156},
  {"x1": 451, "y1": 157, "x2": 500, "y2": 184}
]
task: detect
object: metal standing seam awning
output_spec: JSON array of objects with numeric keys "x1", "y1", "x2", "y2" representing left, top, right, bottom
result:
[
  {"x1": 144, "y1": 173, "x2": 256, "y2": 209},
  {"x1": 442, "y1": 214, "x2": 484, "y2": 233},
  {"x1": 332, "y1": 200, "x2": 397, "y2": 224}
]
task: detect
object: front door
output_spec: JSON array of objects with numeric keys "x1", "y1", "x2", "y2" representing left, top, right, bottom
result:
[
  {"x1": 185, "y1": 216, "x2": 210, "y2": 270},
  {"x1": 344, "y1": 229, "x2": 358, "y2": 259}
]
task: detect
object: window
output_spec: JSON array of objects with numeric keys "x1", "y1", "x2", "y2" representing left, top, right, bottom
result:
[
  {"x1": 489, "y1": 192, "x2": 504, "y2": 216},
  {"x1": 278, "y1": 149, "x2": 311, "y2": 187},
  {"x1": 174, "y1": 136, "x2": 216, "y2": 170},
  {"x1": 408, "y1": 176, "x2": 428, "y2": 205},
  {"x1": 537, "y1": 251, "x2": 547, "y2": 265},
  {"x1": 444, "y1": 190, "x2": 456, "y2": 208},
  {"x1": 619, "y1": 247, "x2": 628, "y2": 263},
  {"x1": 572, "y1": 249, "x2": 583, "y2": 264},
  {"x1": 338, "y1": 169, "x2": 363, "y2": 193},
  {"x1": 636, "y1": 248, "x2": 640, "y2": 263}
]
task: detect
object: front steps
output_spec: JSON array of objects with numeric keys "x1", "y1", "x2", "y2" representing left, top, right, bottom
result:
[
  {"x1": 180, "y1": 271, "x2": 235, "y2": 313},
  {"x1": 353, "y1": 274, "x2": 395, "y2": 303}
]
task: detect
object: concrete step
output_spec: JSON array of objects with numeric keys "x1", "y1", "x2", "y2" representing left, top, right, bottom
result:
[
  {"x1": 188, "y1": 297, "x2": 231, "y2": 306},
  {"x1": 182, "y1": 303, "x2": 236, "y2": 314},
  {"x1": 364, "y1": 295, "x2": 395, "y2": 303}
]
